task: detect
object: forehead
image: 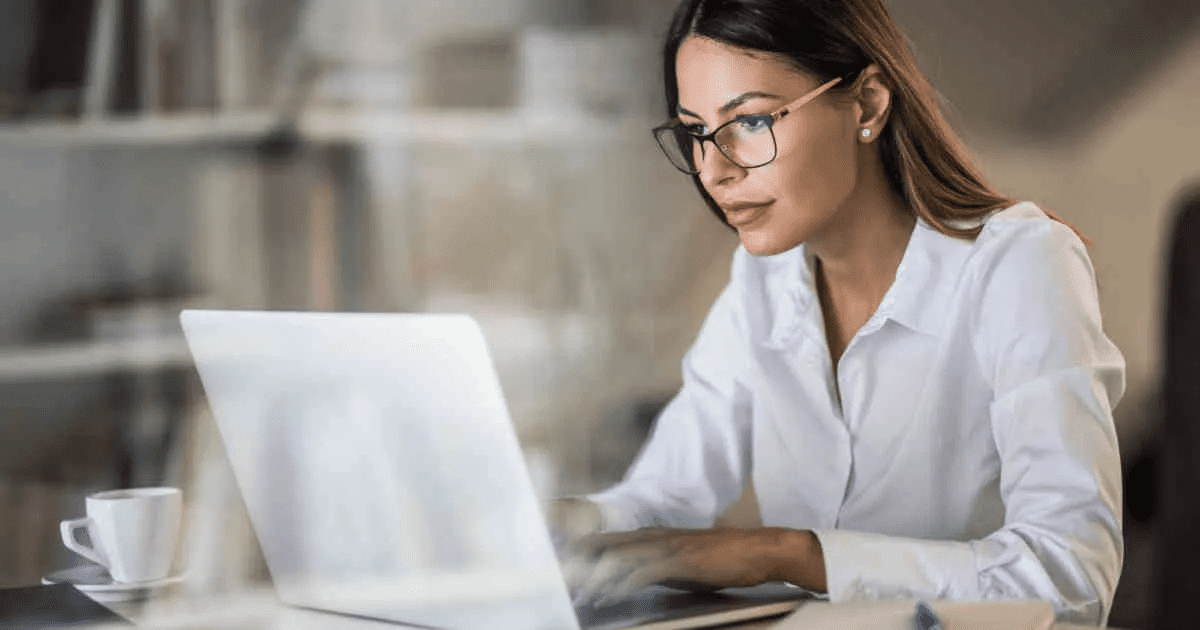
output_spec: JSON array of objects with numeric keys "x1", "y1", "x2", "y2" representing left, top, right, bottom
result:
[{"x1": 675, "y1": 36, "x2": 811, "y2": 115}]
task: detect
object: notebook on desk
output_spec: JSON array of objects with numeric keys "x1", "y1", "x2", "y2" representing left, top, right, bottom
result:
[
  {"x1": 180, "y1": 310, "x2": 812, "y2": 630},
  {"x1": 772, "y1": 599, "x2": 1055, "y2": 630}
]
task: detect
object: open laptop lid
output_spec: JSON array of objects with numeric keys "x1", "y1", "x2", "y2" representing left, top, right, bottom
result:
[{"x1": 180, "y1": 310, "x2": 579, "y2": 630}]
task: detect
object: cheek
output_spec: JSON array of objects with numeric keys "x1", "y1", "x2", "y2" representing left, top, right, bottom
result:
[{"x1": 771, "y1": 127, "x2": 858, "y2": 211}]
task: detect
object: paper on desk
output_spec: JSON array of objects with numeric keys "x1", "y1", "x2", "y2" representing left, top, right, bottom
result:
[{"x1": 773, "y1": 599, "x2": 1054, "y2": 630}]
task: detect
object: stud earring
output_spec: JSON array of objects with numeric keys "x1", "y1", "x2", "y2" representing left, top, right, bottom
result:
[{"x1": 860, "y1": 128, "x2": 872, "y2": 139}]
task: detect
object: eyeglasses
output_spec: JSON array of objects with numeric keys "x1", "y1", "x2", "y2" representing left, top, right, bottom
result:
[{"x1": 652, "y1": 75, "x2": 844, "y2": 175}]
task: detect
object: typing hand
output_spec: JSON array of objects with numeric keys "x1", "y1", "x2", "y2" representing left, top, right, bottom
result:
[{"x1": 565, "y1": 528, "x2": 798, "y2": 609}]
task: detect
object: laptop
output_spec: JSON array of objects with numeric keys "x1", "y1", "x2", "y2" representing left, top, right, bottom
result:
[{"x1": 180, "y1": 310, "x2": 812, "y2": 630}]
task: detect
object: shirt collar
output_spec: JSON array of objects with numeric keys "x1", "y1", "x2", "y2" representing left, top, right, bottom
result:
[
  {"x1": 764, "y1": 218, "x2": 969, "y2": 349},
  {"x1": 883, "y1": 219, "x2": 946, "y2": 336}
]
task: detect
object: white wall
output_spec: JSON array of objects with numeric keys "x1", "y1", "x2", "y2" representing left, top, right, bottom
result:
[{"x1": 967, "y1": 32, "x2": 1200, "y2": 452}]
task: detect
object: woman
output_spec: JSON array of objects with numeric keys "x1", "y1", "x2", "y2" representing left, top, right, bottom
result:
[{"x1": 554, "y1": 0, "x2": 1124, "y2": 626}]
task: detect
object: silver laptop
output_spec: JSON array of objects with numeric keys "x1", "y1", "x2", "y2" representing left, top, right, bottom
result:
[{"x1": 180, "y1": 310, "x2": 810, "y2": 630}]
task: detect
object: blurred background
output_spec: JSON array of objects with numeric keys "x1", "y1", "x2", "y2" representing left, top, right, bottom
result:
[{"x1": 0, "y1": 0, "x2": 1196, "y2": 627}]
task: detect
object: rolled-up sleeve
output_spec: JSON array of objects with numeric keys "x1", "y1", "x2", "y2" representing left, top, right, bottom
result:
[
  {"x1": 815, "y1": 219, "x2": 1124, "y2": 626},
  {"x1": 588, "y1": 250, "x2": 755, "y2": 531}
]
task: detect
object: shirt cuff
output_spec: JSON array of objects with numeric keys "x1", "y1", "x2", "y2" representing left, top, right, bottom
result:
[{"x1": 813, "y1": 529, "x2": 981, "y2": 602}]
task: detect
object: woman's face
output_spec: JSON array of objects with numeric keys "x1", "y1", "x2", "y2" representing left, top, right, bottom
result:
[{"x1": 675, "y1": 35, "x2": 861, "y2": 255}]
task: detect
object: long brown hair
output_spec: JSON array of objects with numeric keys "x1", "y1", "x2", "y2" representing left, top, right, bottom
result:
[{"x1": 664, "y1": 0, "x2": 1078, "y2": 241}]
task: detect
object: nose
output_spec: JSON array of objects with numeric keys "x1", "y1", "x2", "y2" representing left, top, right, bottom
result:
[{"x1": 697, "y1": 140, "x2": 746, "y2": 190}]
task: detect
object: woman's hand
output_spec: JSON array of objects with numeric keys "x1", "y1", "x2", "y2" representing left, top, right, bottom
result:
[{"x1": 565, "y1": 527, "x2": 826, "y2": 608}]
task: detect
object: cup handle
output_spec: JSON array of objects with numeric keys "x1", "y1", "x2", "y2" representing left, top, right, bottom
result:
[{"x1": 60, "y1": 518, "x2": 108, "y2": 567}]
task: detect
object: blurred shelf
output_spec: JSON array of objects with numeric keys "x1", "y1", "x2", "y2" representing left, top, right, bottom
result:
[
  {"x1": 0, "y1": 110, "x2": 648, "y2": 148},
  {"x1": 0, "y1": 336, "x2": 192, "y2": 381},
  {"x1": 0, "y1": 112, "x2": 275, "y2": 148}
]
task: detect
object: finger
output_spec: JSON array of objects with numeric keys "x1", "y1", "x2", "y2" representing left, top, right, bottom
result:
[
  {"x1": 562, "y1": 539, "x2": 622, "y2": 595},
  {"x1": 559, "y1": 535, "x2": 640, "y2": 587},
  {"x1": 594, "y1": 562, "x2": 676, "y2": 607},
  {"x1": 571, "y1": 541, "x2": 672, "y2": 608},
  {"x1": 571, "y1": 551, "x2": 637, "y2": 608}
]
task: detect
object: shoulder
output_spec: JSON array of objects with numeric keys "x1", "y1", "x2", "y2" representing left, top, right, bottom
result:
[
  {"x1": 892, "y1": 202, "x2": 1091, "y2": 333},
  {"x1": 970, "y1": 201, "x2": 1090, "y2": 274},
  {"x1": 966, "y1": 202, "x2": 1110, "y2": 367},
  {"x1": 961, "y1": 202, "x2": 1097, "y2": 316}
]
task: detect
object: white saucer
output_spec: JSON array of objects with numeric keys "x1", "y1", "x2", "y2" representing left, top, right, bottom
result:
[{"x1": 42, "y1": 564, "x2": 186, "y2": 603}]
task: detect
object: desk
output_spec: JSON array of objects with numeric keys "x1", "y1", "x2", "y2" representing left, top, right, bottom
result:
[{"x1": 112, "y1": 590, "x2": 1113, "y2": 630}]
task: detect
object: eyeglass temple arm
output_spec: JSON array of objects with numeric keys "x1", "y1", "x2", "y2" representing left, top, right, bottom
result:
[
  {"x1": 660, "y1": 73, "x2": 847, "y2": 130},
  {"x1": 776, "y1": 76, "x2": 844, "y2": 120}
]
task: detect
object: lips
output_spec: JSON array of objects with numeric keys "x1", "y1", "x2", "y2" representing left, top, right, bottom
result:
[{"x1": 721, "y1": 201, "x2": 773, "y2": 228}]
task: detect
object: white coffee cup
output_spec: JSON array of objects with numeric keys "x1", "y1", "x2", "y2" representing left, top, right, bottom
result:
[{"x1": 60, "y1": 487, "x2": 182, "y2": 583}]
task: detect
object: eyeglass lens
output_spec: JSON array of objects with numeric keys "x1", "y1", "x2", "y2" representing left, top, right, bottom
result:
[{"x1": 655, "y1": 117, "x2": 778, "y2": 174}]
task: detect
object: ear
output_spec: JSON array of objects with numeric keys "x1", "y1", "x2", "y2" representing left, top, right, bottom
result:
[{"x1": 853, "y1": 64, "x2": 892, "y2": 143}]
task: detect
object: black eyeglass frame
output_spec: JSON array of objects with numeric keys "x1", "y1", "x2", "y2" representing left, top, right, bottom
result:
[{"x1": 653, "y1": 73, "x2": 851, "y2": 175}]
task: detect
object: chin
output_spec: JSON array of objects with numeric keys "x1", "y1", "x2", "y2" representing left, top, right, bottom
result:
[{"x1": 737, "y1": 228, "x2": 802, "y2": 256}]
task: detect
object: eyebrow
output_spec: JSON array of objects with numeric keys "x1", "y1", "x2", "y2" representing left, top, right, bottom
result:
[{"x1": 676, "y1": 91, "x2": 784, "y2": 120}]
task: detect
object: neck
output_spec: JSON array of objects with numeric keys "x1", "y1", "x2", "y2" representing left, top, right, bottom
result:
[{"x1": 806, "y1": 162, "x2": 914, "y2": 300}]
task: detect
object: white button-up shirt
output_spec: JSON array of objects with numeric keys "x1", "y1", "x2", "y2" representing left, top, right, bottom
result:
[{"x1": 588, "y1": 203, "x2": 1124, "y2": 626}]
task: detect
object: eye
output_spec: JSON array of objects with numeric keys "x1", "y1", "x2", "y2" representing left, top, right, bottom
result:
[
  {"x1": 682, "y1": 122, "x2": 708, "y2": 136},
  {"x1": 734, "y1": 115, "x2": 772, "y2": 134}
]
